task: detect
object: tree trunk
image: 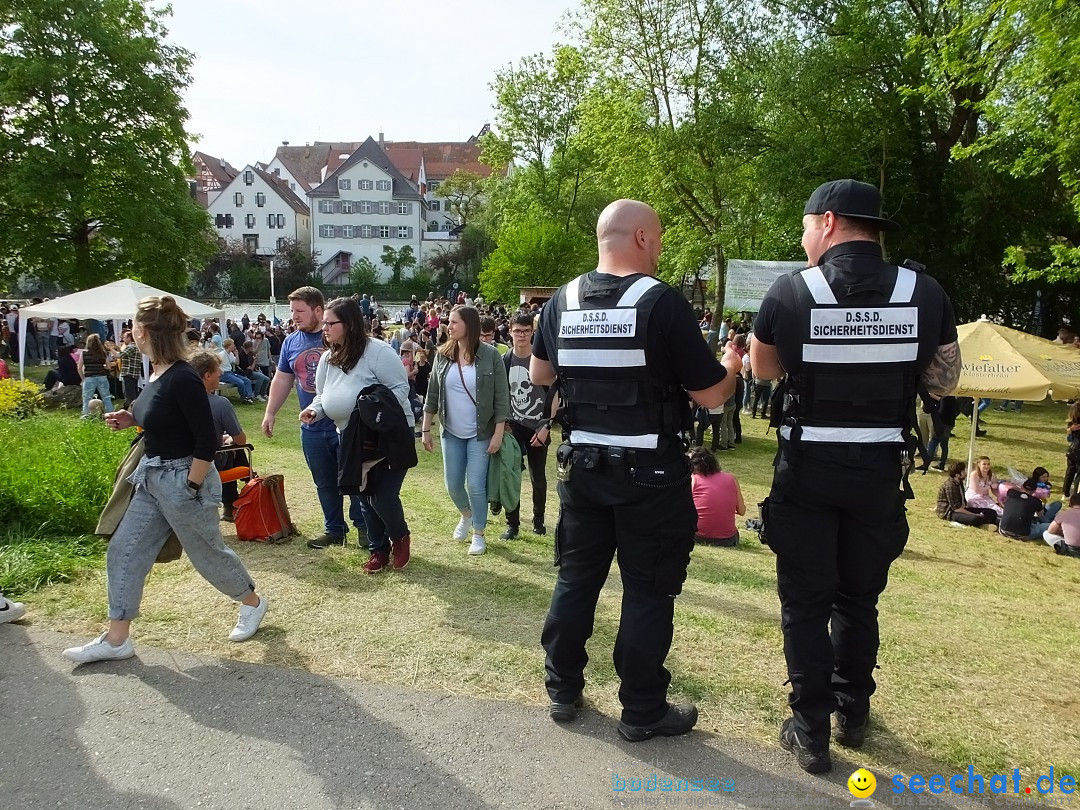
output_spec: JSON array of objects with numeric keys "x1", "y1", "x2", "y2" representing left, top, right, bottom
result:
[{"x1": 708, "y1": 243, "x2": 727, "y2": 350}]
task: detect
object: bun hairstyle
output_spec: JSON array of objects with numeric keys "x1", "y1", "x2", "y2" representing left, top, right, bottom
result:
[
  {"x1": 135, "y1": 295, "x2": 191, "y2": 365},
  {"x1": 689, "y1": 446, "x2": 721, "y2": 476}
]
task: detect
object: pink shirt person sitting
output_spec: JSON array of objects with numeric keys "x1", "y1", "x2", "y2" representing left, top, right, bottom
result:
[{"x1": 690, "y1": 446, "x2": 745, "y2": 547}]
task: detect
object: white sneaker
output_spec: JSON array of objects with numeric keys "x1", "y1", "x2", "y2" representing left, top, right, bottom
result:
[
  {"x1": 0, "y1": 598, "x2": 26, "y2": 624},
  {"x1": 62, "y1": 632, "x2": 135, "y2": 663},
  {"x1": 453, "y1": 514, "x2": 473, "y2": 542},
  {"x1": 468, "y1": 534, "x2": 486, "y2": 555},
  {"x1": 229, "y1": 596, "x2": 268, "y2": 642}
]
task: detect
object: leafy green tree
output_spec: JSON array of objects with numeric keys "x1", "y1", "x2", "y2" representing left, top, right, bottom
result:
[
  {"x1": 0, "y1": 0, "x2": 215, "y2": 291},
  {"x1": 272, "y1": 238, "x2": 318, "y2": 295},
  {"x1": 436, "y1": 171, "x2": 489, "y2": 227},
  {"x1": 348, "y1": 257, "x2": 379, "y2": 292},
  {"x1": 481, "y1": 216, "x2": 593, "y2": 303},
  {"x1": 380, "y1": 245, "x2": 417, "y2": 286}
]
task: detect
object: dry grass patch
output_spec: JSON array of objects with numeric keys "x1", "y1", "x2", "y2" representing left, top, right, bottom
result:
[{"x1": 22, "y1": 393, "x2": 1080, "y2": 780}]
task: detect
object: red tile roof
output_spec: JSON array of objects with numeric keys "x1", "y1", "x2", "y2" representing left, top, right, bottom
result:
[{"x1": 384, "y1": 141, "x2": 494, "y2": 180}]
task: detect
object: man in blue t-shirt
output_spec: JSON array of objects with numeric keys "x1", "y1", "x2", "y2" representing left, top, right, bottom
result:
[{"x1": 261, "y1": 286, "x2": 365, "y2": 549}]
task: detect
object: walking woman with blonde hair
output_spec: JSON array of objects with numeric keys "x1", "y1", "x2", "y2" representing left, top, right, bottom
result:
[
  {"x1": 421, "y1": 305, "x2": 509, "y2": 555},
  {"x1": 63, "y1": 296, "x2": 268, "y2": 663}
]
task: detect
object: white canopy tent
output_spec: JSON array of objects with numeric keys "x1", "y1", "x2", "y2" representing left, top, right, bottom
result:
[{"x1": 16, "y1": 279, "x2": 224, "y2": 380}]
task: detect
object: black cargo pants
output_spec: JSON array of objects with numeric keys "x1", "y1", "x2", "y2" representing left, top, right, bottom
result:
[
  {"x1": 541, "y1": 450, "x2": 695, "y2": 726},
  {"x1": 766, "y1": 443, "x2": 909, "y2": 744}
]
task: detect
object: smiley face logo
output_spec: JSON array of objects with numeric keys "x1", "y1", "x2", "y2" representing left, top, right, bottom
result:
[{"x1": 848, "y1": 768, "x2": 876, "y2": 798}]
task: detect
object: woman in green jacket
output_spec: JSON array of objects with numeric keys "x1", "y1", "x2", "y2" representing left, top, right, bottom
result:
[{"x1": 421, "y1": 305, "x2": 510, "y2": 555}]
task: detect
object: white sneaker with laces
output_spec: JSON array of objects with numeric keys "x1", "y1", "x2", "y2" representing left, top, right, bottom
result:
[
  {"x1": 0, "y1": 598, "x2": 26, "y2": 624},
  {"x1": 230, "y1": 596, "x2": 268, "y2": 642},
  {"x1": 62, "y1": 632, "x2": 135, "y2": 663},
  {"x1": 468, "y1": 533, "x2": 486, "y2": 555},
  {"x1": 453, "y1": 514, "x2": 473, "y2": 542}
]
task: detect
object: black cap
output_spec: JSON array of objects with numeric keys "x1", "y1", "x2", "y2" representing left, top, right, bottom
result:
[{"x1": 803, "y1": 179, "x2": 899, "y2": 231}]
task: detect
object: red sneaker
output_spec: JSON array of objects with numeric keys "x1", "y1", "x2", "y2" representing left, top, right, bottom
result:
[
  {"x1": 362, "y1": 550, "x2": 390, "y2": 574},
  {"x1": 391, "y1": 534, "x2": 411, "y2": 570}
]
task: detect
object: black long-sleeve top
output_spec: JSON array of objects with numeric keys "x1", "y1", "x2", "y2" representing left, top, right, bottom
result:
[{"x1": 131, "y1": 362, "x2": 217, "y2": 462}]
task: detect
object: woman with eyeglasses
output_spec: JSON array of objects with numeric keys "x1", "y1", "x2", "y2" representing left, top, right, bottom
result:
[
  {"x1": 301, "y1": 298, "x2": 415, "y2": 573},
  {"x1": 421, "y1": 305, "x2": 510, "y2": 555}
]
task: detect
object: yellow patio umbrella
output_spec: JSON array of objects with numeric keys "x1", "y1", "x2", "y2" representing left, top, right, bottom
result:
[{"x1": 953, "y1": 318, "x2": 1080, "y2": 471}]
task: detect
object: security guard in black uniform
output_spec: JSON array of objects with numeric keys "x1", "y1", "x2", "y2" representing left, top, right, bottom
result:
[
  {"x1": 530, "y1": 199, "x2": 742, "y2": 741},
  {"x1": 750, "y1": 180, "x2": 961, "y2": 773}
]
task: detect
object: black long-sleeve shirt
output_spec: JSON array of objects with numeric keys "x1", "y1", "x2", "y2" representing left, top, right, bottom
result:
[{"x1": 131, "y1": 362, "x2": 217, "y2": 461}]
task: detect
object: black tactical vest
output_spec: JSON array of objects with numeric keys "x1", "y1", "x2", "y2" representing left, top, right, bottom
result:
[
  {"x1": 553, "y1": 272, "x2": 688, "y2": 450},
  {"x1": 782, "y1": 264, "x2": 922, "y2": 444}
]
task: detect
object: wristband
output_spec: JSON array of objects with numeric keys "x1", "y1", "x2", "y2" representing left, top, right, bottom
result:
[
  {"x1": 422, "y1": 430, "x2": 431, "y2": 434},
  {"x1": 187, "y1": 479, "x2": 201, "y2": 492}
]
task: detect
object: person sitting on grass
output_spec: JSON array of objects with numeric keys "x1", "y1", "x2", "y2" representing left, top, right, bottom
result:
[
  {"x1": 937, "y1": 462, "x2": 998, "y2": 527},
  {"x1": 690, "y1": 446, "x2": 745, "y2": 546},
  {"x1": 998, "y1": 479, "x2": 1062, "y2": 541},
  {"x1": 190, "y1": 350, "x2": 247, "y2": 523},
  {"x1": 966, "y1": 456, "x2": 1003, "y2": 516},
  {"x1": 1044, "y1": 493, "x2": 1080, "y2": 558}
]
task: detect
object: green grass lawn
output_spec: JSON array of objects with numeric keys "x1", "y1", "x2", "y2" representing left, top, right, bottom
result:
[{"x1": 7, "y1": 384, "x2": 1080, "y2": 782}]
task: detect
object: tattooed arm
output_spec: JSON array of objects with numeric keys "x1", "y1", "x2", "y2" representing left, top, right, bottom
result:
[{"x1": 921, "y1": 340, "x2": 961, "y2": 397}]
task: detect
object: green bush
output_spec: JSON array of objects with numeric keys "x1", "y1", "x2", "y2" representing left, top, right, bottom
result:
[
  {"x1": 0, "y1": 415, "x2": 130, "y2": 533},
  {"x1": 0, "y1": 415, "x2": 129, "y2": 595}
]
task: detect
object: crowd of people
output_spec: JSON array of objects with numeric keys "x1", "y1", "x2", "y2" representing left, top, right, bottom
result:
[{"x1": 3, "y1": 185, "x2": 1079, "y2": 779}]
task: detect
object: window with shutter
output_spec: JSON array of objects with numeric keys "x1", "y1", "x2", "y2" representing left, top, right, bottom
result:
[
  {"x1": 267, "y1": 214, "x2": 275, "y2": 228},
  {"x1": 225, "y1": 214, "x2": 234, "y2": 228},
  {"x1": 215, "y1": 214, "x2": 224, "y2": 228},
  {"x1": 379, "y1": 226, "x2": 390, "y2": 239},
  {"x1": 430, "y1": 200, "x2": 440, "y2": 211},
  {"x1": 339, "y1": 179, "x2": 351, "y2": 190},
  {"x1": 277, "y1": 214, "x2": 285, "y2": 228},
  {"x1": 360, "y1": 179, "x2": 373, "y2": 190},
  {"x1": 378, "y1": 201, "x2": 390, "y2": 215},
  {"x1": 234, "y1": 192, "x2": 243, "y2": 207},
  {"x1": 397, "y1": 226, "x2": 409, "y2": 238},
  {"x1": 243, "y1": 171, "x2": 254, "y2": 185},
  {"x1": 256, "y1": 193, "x2": 266, "y2": 207},
  {"x1": 245, "y1": 214, "x2": 255, "y2": 228},
  {"x1": 342, "y1": 225, "x2": 354, "y2": 239},
  {"x1": 361, "y1": 225, "x2": 372, "y2": 238},
  {"x1": 360, "y1": 201, "x2": 372, "y2": 214},
  {"x1": 342, "y1": 200, "x2": 353, "y2": 214}
]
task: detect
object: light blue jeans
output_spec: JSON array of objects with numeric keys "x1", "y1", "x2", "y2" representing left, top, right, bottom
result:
[
  {"x1": 106, "y1": 456, "x2": 255, "y2": 620},
  {"x1": 441, "y1": 432, "x2": 490, "y2": 532},
  {"x1": 81, "y1": 376, "x2": 114, "y2": 417}
]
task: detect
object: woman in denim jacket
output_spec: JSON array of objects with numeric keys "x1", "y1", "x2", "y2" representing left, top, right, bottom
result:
[{"x1": 421, "y1": 305, "x2": 510, "y2": 556}]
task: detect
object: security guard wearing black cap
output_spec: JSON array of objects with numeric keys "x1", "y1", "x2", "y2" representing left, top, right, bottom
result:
[
  {"x1": 530, "y1": 199, "x2": 742, "y2": 741},
  {"x1": 750, "y1": 180, "x2": 961, "y2": 773}
]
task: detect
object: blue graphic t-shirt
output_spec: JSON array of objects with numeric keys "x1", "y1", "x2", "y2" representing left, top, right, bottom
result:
[{"x1": 278, "y1": 329, "x2": 333, "y2": 432}]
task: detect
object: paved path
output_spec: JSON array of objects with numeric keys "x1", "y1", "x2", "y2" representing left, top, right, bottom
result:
[{"x1": 1, "y1": 626, "x2": 1002, "y2": 810}]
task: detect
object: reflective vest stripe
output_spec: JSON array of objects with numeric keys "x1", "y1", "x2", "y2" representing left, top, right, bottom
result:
[
  {"x1": 565, "y1": 276, "x2": 582, "y2": 310},
  {"x1": 889, "y1": 267, "x2": 917, "y2": 303},
  {"x1": 617, "y1": 276, "x2": 661, "y2": 306},
  {"x1": 557, "y1": 348, "x2": 646, "y2": 367},
  {"x1": 802, "y1": 343, "x2": 919, "y2": 363},
  {"x1": 800, "y1": 266, "x2": 836, "y2": 304},
  {"x1": 570, "y1": 429, "x2": 659, "y2": 449},
  {"x1": 780, "y1": 425, "x2": 904, "y2": 443}
]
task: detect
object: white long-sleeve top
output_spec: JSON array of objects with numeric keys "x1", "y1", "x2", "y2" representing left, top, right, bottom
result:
[{"x1": 307, "y1": 339, "x2": 413, "y2": 432}]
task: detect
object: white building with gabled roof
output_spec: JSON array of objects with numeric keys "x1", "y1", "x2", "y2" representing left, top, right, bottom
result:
[
  {"x1": 308, "y1": 137, "x2": 427, "y2": 284},
  {"x1": 207, "y1": 165, "x2": 311, "y2": 256}
]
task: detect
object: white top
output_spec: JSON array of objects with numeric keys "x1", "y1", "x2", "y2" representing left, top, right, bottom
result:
[
  {"x1": 307, "y1": 339, "x2": 413, "y2": 432},
  {"x1": 443, "y1": 361, "x2": 477, "y2": 439}
]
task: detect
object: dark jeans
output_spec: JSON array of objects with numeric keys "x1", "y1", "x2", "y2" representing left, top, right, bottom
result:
[
  {"x1": 541, "y1": 455, "x2": 695, "y2": 726},
  {"x1": 122, "y1": 375, "x2": 140, "y2": 409},
  {"x1": 357, "y1": 463, "x2": 409, "y2": 553},
  {"x1": 752, "y1": 382, "x2": 771, "y2": 419},
  {"x1": 766, "y1": 444, "x2": 909, "y2": 744},
  {"x1": 506, "y1": 422, "x2": 548, "y2": 529},
  {"x1": 948, "y1": 508, "x2": 997, "y2": 526},
  {"x1": 300, "y1": 427, "x2": 364, "y2": 538},
  {"x1": 922, "y1": 433, "x2": 951, "y2": 470},
  {"x1": 1066, "y1": 452, "x2": 1079, "y2": 497},
  {"x1": 694, "y1": 413, "x2": 723, "y2": 452}
]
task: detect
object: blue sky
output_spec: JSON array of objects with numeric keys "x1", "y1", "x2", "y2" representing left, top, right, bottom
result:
[{"x1": 163, "y1": 0, "x2": 576, "y2": 166}]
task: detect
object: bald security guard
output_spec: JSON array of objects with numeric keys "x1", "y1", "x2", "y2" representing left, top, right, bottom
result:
[
  {"x1": 750, "y1": 180, "x2": 961, "y2": 773},
  {"x1": 531, "y1": 199, "x2": 743, "y2": 741}
]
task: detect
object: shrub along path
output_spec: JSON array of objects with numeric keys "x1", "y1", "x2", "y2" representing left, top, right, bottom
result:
[{"x1": 4, "y1": 390, "x2": 1079, "y2": 786}]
